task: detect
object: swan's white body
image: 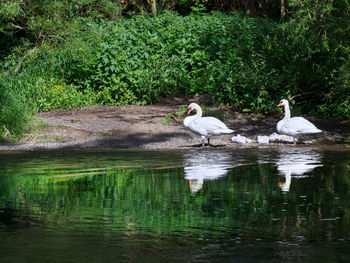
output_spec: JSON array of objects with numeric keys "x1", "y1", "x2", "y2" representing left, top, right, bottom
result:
[
  {"x1": 277, "y1": 99, "x2": 322, "y2": 144},
  {"x1": 183, "y1": 103, "x2": 234, "y2": 146}
]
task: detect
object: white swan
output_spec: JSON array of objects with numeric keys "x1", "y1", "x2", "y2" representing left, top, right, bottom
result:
[
  {"x1": 183, "y1": 103, "x2": 234, "y2": 146},
  {"x1": 277, "y1": 99, "x2": 322, "y2": 144}
]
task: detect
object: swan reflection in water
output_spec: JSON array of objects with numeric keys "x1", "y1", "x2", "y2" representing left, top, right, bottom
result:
[
  {"x1": 183, "y1": 151, "x2": 233, "y2": 193},
  {"x1": 277, "y1": 148, "x2": 322, "y2": 192}
]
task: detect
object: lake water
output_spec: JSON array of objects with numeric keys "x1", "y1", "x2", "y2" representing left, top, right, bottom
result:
[{"x1": 0, "y1": 147, "x2": 349, "y2": 262}]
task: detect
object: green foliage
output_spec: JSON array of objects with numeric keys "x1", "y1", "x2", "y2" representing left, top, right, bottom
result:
[
  {"x1": 0, "y1": 79, "x2": 30, "y2": 140},
  {"x1": 202, "y1": 106, "x2": 231, "y2": 121},
  {"x1": 126, "y1": 0, "x2": 178, "y2": 15},
  {"x1": 283, "y1": 0, "x2": 350, "y2": 119},
  {"x1": 27, "y1": 77, "x2": 97, "y2": 111},
  {"x1": 161, "y1": 105, "x2": 187, "y2": 124},
  {"x1": 0, "y1": 0, "x2": 22, "y2": 34},
  {"x1": 0, "y1": 0, "x2": 122, "y2": 34},
  {"x1": 1, "y1": 3, "x2": 350, "y2": 140},
  {"x1": 64, "y1": 12, "x2": 289, "y2": 109}
]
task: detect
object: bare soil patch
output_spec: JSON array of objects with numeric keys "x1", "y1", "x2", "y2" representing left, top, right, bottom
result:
[{"x1": 1, "y1": 95, "x2": 349, "y2": 151}]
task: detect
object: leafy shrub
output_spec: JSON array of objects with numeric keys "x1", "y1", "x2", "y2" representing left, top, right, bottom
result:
[
  {"x1": 1, "y1": 8, "x2": 350, "y2": 140},
  {"x1": 0, "y1": 78, "x2": 30, "y2": 140},
  {"x1": 65, "y1": 12, "x2": 288, "y2": 110},
  {"x1": 27, "y1": 78, "x2": 96, "y2": 111},
  {"x1": 283, "y1": 0, "x2": 350, "y2": 119},
  {"x1": 6, "y1": 11, "x2": 350, "y2": 117}
]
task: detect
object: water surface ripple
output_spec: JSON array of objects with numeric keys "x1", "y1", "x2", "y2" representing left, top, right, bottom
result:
[{"x1": 0, "y1": 147, "x2": 349, "y2": 262}]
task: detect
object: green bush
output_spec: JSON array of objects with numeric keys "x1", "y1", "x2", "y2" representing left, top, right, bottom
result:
[
  {"x1": 65, "y1": 12, "x2": 289, "y2": 109},
  {"x1": 27, "y1": 77, "x2": 97, "y2": 111},
  {"x1": 1, "y1": 8, "x2": 350, "y2": 140},
  {"x1": 4, "y1": 11, "x2": 350, "y2": 115},
  {"x1": 0, "y1": 78, "x2": 30, "y2": 140}
]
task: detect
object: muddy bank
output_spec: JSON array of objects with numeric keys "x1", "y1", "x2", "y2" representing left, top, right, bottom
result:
[{"x1": 0, "y1": 96, "x2": 349, "y2": 151}]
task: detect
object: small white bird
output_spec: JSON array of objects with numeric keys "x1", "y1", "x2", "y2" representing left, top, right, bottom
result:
[
  {"x1": 183, "y1": 103, "x2": 234, "y2": 146},
  {"x1": 277, "y1": 99, "x2": 322, "y2": 145}
]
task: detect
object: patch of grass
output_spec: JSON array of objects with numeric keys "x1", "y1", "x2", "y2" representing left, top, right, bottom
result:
[
  {"x1": 20, "y1": 118, "x2": 48, "y2": 138},
  {"x1": 0, "y1": 82, "x2": 31, "y2": 141},
  {"x1": 178, "y1": 105, "x2": 188, "y2": 115},
  {"x1": 27, "y1": 118, "x2": 50, "y2": 131},
  {"x1": 21, "y1": 118, "x2": 51, "y2": 143},
  {"x1": 99, "y1": 132, "x2": 111, "y2": 137},
  {"x1": 161, "y1": 115, "x2": 174, "y2": 124},
  {"x1": 23, "y1": 134, "x2": 52, "y2": 143},
  {"x1": 54, "y1": 136, "x2": 65, "y2": 142},
  {"x1": 161, "y1": 105, "x2": 187, "y2": 124}
]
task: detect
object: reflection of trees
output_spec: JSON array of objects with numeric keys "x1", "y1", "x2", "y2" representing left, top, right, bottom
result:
[
  {"x1": 272, "y1": 148, "x2": 350, "y2": 246},
  {"x1": 183, "y1": 150, "x2": 233, "y2": 193},
  {"x1": 0, "y1": 149, "x2": 349, "y2": 249}
]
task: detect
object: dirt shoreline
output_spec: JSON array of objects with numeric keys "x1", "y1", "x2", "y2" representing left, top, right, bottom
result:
[{"x1": 0, "y1": 96, "x2": 349, "y2": 151}]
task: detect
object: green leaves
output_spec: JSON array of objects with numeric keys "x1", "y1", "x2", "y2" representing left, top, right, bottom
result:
[
  {"x1": 55, "y1": 10, "x2": 350, "y2": 117},
  {"x1": 0, "y1": 78, "x2": 30, "y2": 140},
  {"x1": 1, "y1": 7, "x2": 350, "y2": 141}
]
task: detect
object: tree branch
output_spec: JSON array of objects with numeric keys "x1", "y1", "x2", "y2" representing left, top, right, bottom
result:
[{"x1": 12, "y1": 47, "x2": 37, "y2": 76}]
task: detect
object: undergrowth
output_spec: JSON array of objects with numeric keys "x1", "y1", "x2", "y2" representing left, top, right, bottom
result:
[{"x1": 1, "y1": 11, "x2": 349, "y2": 140}]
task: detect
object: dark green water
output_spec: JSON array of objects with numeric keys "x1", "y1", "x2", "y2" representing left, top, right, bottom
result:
[{"x1": 0, "y1": 147, "x2": 349, "y2": 262}]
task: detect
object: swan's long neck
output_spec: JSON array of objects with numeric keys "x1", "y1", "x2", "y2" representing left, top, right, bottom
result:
[
  {"x1": 194, "y1": 104, "x2": 202, "y2": 118},
  {"x1": 283, "y1": 103, "x2": 291, "y2": 120},
  {"x1": 282, "y1": 172, "x2": 291, "y2": 192},
  {"x1": 183, "y1": 104, "x2": 202, "y2": 128}
]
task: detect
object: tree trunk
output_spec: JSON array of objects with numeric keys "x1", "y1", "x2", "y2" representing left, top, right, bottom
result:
[
  {"x1": 280, "y1": 0, "x2": 287, "y2": 17},
  {"x1": 151, "y1": 0, "x2": 157, "y2": 15},
  {"x1": 244, "y1": 0, "x2": 259, "y2": 16}
]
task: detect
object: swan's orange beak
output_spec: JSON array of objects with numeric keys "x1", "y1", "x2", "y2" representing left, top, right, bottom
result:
[
  {"x1": 277, "y1": 102, "x2": 282, "y2": 107},
  {"x1": 187, "y1": 108, "x2": 192, "y2": 115}
]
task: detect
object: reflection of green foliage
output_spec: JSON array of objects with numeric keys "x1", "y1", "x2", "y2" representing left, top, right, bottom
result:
[{"x1": 0, "y1": 150, "x2": 349, "y2": 242}]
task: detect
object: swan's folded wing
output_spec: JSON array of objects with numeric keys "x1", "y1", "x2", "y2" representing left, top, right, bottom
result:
[
  {"x1": 190, "y1": 117, "x2": 232, "y2": 134},
  {"x1": 201, "y1": 117, "x2": 230, "y2": 129},
  {"x1": 188, "y1": 118, "x2": 209, "y2": 135},
  {"x1": 285, "y1": 117, "x2": 321, "y2": 133}
]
